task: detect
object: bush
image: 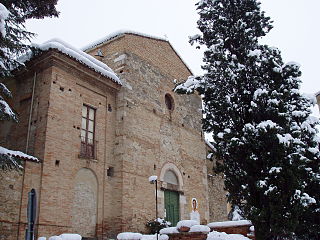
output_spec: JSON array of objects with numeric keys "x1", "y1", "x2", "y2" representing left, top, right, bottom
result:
[{"x1": 146, "y1": 218, "x2": 171, "y2": 234}]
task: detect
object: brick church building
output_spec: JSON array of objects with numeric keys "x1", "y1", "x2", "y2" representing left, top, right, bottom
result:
[{"x1": 0, "y1": 31, "x2": 227, "y2": 240}]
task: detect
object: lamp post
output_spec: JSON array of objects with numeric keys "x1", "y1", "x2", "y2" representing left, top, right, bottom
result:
[
  {"x1": 149, "y1": 176, "x2": 158, "y2": 240},
  {"x1": 26, "y1": 189, "x2": 37, "y2": 240}
]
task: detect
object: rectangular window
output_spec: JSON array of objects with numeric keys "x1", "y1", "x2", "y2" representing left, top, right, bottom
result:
[{"x1": 80, "y1": 104, "x2": 96, "y2": 159}]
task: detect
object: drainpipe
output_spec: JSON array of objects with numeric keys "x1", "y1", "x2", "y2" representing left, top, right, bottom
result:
[
  {"x1": 26, "y1": 72, "x2": 37, "y2": 153},
  {"x1": 17, "y1": 71, "x2": 37, "y2": 240},
  {"x1": 101, "y1": 95, "x2": 108, "y2": 238}
]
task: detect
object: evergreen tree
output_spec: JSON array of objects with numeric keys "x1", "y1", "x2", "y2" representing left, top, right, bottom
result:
[
  {"x1": 175, "y1": 0, "x2": 320, "y2": 239},
  {"x1": 0, "y1": 1, "x2": 58, "y2": 170}
]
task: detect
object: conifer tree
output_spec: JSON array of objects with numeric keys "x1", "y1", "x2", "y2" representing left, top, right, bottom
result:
[
  {"x1": 175, "y1": 0, "x2": 320, "y2": 239},
  {"x1": 0, "y1": 0, "x2": 58, "y2": 170}
]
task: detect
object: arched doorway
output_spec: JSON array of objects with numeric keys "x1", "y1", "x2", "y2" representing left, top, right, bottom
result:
[
  {"x1": 164, "y1": 170, "x2": 180, "y2": 226},
  {"x1": 160, "y1": 163, "x2": 184, "y2": 227},
  {"x1": 71, "y1": 168, "x2": 98, "y2": 237}
]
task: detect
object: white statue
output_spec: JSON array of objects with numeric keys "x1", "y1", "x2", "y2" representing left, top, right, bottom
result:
[{"x1": 190, "y1": 198, "x2": 200, "y2": 224}]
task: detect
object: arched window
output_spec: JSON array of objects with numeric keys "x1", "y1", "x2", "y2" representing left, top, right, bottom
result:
[{"x1": 164, "y1": 170, "x2": 178, "y2": 185}]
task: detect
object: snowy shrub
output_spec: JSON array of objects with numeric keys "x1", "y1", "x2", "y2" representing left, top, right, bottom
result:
[{"x1": 146, "y1": 218, "x2": 171, "y2": 234}]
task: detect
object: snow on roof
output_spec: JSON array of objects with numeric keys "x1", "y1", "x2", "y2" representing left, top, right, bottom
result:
[
  {"x1": 81, "y1": 29, "x2": 168, "y2": 51},
  {"x1": 21, "y1": 39, "x2": 121, "y2": 85},
  {"x1": 208, "y1": 220, "x2": 252, "y2": 228},
  {"x1": 0, "y1": 146, "x2": 38, "y2": 162},
  {"x1": 81, "y1": 30, "x2": 194, "y2": 74}
]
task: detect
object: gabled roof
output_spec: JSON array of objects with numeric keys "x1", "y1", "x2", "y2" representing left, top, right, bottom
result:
[
  {"x1": 81, "y1": 30, "x2": 167, "y2": 51},
  {"x1": 19, "y1": 39, "x2": 121, "y2": 85},
  {"x1": 81, "y1": 30, "x2": 193, "y2": 74}
]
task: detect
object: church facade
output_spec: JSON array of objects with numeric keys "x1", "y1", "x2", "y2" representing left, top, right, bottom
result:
[{"x1": 0, "y1": 31, "x2": 227, "y2": 240}]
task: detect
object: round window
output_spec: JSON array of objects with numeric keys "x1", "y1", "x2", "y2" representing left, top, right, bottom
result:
[{"x1": 165, "y1": 94, "x2": 174, "y2": 111}]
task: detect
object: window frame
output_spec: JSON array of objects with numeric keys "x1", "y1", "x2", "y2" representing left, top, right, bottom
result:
[{"x1": 80, "y1": 104, "x2": 96, "y2": 159}]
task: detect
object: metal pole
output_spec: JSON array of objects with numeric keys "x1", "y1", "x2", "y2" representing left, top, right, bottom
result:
[
  {"x1": 155, "y1": 180, "x2": 158, "y2": 219},
  {"x1": 155, "y1": 180, "x2": 158, "y2": 240}
]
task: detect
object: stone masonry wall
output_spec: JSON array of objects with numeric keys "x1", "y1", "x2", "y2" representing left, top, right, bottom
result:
[
  {"x1": 206, "y1": 154, "x2": 228, "y2": 222},
  {"x1": 86, "y1": 33, "x2": 226, "y2": 234}
]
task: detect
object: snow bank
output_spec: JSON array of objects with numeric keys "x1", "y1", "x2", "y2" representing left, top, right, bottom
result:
[
  {"x1": 159, "y1": 227, "x2": 179, "y2": 234},
  {"x1": 176, "y1": 220, "x2": 198, "y2": 229},
  {"x1": 38, "y1": 237, "x2": 46, "y2": 240},
  {"x1": 208, "y1": 220, "x2": 251, "y2": 228},
  {"x1": 20, "y1": 39, "x2": 121, "y2": 85},
  {"x1": 117, "y1": 232, "x2": 143, "y2": 240},
  {"x1": 189, "y1": 225, "x2": 210, "y2": 233},
  {"x1": 59, "y1": 234, "x2": 82, "y2": 240},
  {"x1": 207, "y1": 231, "x2": 250, "y2": 240}
]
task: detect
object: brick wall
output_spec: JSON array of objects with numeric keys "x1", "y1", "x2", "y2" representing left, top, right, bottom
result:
[{"x1": 0, "y1": 33, "x2": 228, "y2": 240}]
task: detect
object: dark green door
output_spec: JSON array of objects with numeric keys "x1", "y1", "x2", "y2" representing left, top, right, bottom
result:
[{"x1": 164, "y1": 190, "x2": 180, "y2": 226}]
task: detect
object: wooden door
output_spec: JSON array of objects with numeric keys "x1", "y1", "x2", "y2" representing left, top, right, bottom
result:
[{"x1": 164, "y1": 190, "x2": 180, "y2": 226}]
